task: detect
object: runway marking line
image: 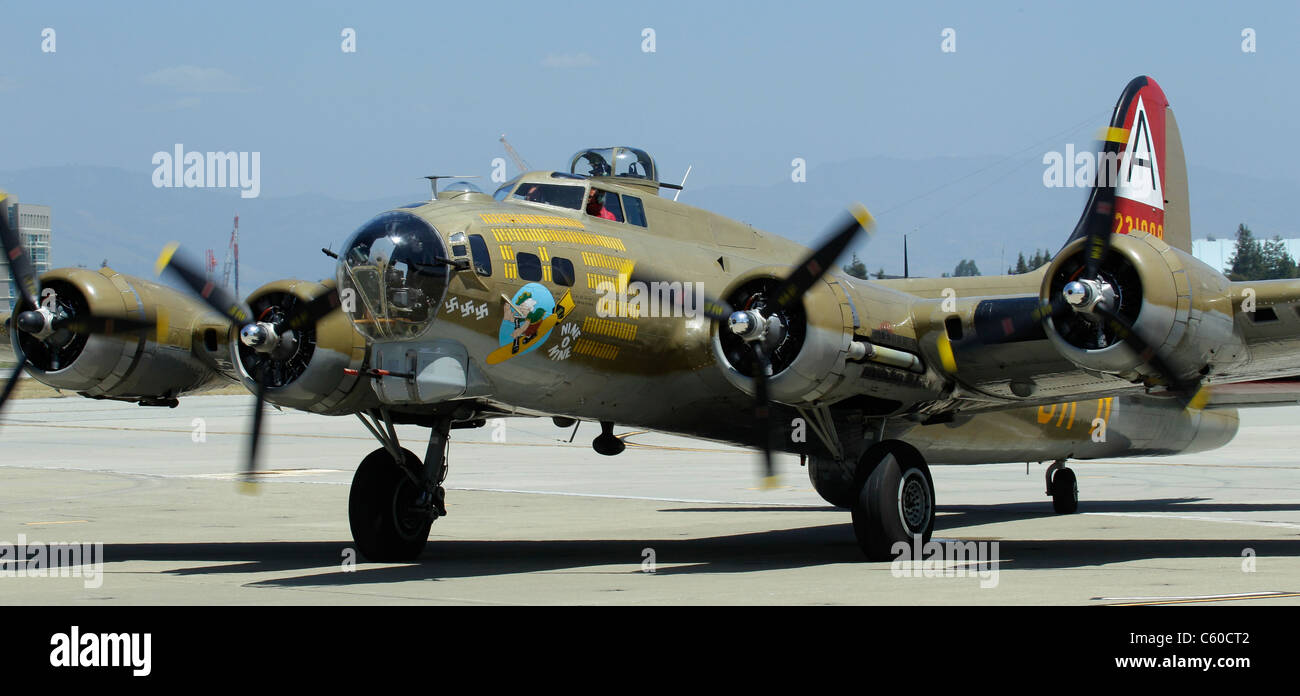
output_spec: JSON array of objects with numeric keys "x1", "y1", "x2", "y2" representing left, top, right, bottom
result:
[
  {"x1": 1096, "y1": 591, "x2": 1300, "y2": 606},
  {"x1": 1086, "y1": 511, "x2": 1300, "y2": 531},
  {"x1": 23, "y1": 520, "x2": 88, "y2": 526}
]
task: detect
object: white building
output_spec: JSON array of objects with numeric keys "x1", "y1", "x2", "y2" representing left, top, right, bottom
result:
[{"x1": 1, "y1": 198, "x2": 52, "y2": 313}]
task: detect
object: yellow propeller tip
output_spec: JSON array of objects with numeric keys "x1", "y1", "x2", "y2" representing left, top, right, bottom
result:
[
  {"x1": 849, "y1": 203, "x2": 875, "y2": 231},
  {"x1": 154, "y1": 242, "x2": 180, "y2": 276},
  {"x1": 1188, "y1": 386, "x2": 1212, "y2": 411},
  {"x1": 760, "y1": 475, "x2": 781, "y2": 490},
  {"x1": 937, "y1": 335, "x2": 958, "y2": 373},
  {"x1": 236, "y1": 480, "x2": 260, "y2": 495},
  {"x1": 1099, "y1": 126, "x2": 1129, "y2": 143},
  {"x1": 155, "y1": 308, "x2": 169, "y2": 342}
]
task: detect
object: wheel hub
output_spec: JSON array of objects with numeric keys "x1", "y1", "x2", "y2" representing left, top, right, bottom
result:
[
  {"x1": 899, "y1": 473, "x2": 931, "y2": 530},
  {"x1": 391, "y1": 477, "x2": 433, "y2": 539}
]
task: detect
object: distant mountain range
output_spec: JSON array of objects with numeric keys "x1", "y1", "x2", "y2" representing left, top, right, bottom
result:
[{"x1": 3, "y1": 157, "x2": 1295, "y2": 292}]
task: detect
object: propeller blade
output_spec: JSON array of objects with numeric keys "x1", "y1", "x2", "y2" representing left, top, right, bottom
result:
[
  {"x1": 156, "y1": 242, "x2": 253, "y2": 327},
  {"x1": 1092, "y1": 305, "x2": 1202, "y2": 400},
  {"x1": 1007, "y1": 297, "x2": 1072, "y2": 342},
  {"x1": 54, "y1": 314, "x2": 156, "y2": 337},
  {"x1": 239, "y1": 372, "x2": 270, "y2": 493},
  {"x1": 0, "y1": 348, "x2": 27, "y2": 422},
  {"x1": 750, "y1": 342, "x2": 777, "y2": 488},
  {"x1": 1078, "y1": 138, "x2": 1122, "y2": 282},
  {"x1": 770, "y1": 204, "x2": 875, "y2": 313},
  {"x1": 277, "y1": 288, "x2": 342, "y2": 332},
  {"x1": 0, "y1": 190, "x2": 39, "y2": 311}
]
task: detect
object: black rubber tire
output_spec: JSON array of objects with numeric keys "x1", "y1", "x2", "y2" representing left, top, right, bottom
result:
[
  {"x1": 1051, "y1": 467, "x2": 1079, "y2": 514},
  {"x1": 348, "y1": 447, "x2": 433, "y2": 562},
  {"x1": 852, "y1": 447, "x2": 936, "y2": 560},
  {"x1": 807, "y1": 455, "x2": 858, "y2": 508}
]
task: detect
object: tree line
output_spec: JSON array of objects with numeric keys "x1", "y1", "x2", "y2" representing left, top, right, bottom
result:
[{"x1": 839, "y1": 224, "x2": 1296, "y2": 281}]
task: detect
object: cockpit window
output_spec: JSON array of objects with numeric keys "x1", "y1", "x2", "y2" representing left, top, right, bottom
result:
[
  {"x1": 510, "y1": 183, "x2": 584, "y2": 210},
  {"x1": 568, "y1": 147, "x2": 658, "y2": 182},
  {"x1": 336, "y1": 211, "x2": 450, "y2": 342},
  {"x1": 622, "y1": 195, "x2": 647, "y2": 227},
  {"x1": 585, "y1": 188, "x2": 623, "y2": 222},
  {"x1": 493, "y1": 176, "x2": 520, "y2": 202},
  {"x1": 612, "y1": 149, "x2": 655, "y2": 180},
  {"x1": 573, "y1": 150, "x2": 613, "y2": 177}
]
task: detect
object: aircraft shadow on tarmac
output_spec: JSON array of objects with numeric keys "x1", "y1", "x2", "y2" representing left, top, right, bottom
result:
[
  {"x1": 85, "y1": 497, "x2": 1298, "y2": 586},
  {"x1": 667, "y1": 497, "x2": 1300, "y2": 524}
]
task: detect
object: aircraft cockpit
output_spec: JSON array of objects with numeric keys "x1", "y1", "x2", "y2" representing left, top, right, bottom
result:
[{"x1": 569, "y1": 147, "x2": 658, "y2": 186}]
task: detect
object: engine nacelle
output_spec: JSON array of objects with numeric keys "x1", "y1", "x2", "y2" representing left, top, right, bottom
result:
[
  {"x1": 236, "y1": 278, "x2": 377, "y2": 415},
  {"x1": 12, "y1": 267, "x2": 232, "y2": 402},
  {"x1": 709, "y1": 267, "x2": 921, "y2": 408},
  {"x1": 1042, "y1": 231, "x2": 1243, "y2": 384}
]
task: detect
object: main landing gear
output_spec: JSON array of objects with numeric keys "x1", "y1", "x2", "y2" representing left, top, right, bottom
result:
[
  {"x1": 1045, "y1": 459, "x2": 1079, "y2": 514},
  {"x1": 849, "y1": 441, "x2": 936, "y2": 560},
  {"x1": 349, "y1": 409, "x2": 451, "y2": 562}
]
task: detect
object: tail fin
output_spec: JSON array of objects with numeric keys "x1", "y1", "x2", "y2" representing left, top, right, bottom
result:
[{"x1": 1066, "y1": 76, "x2": 1191, "y2": 253}]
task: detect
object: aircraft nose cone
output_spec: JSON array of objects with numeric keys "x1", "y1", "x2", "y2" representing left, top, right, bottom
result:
[{"x1": 15, "y1": 310, "x2": 45, "y2": 335}]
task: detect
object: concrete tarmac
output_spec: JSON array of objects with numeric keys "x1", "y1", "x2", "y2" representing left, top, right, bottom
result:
[{"x1": 1, "y1": 394, "x2": 1298, "y2": 605}]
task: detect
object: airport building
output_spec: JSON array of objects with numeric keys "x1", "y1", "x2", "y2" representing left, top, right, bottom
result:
[{"x1": 1, "y1": 198, "x2": 52, "y2": 313}]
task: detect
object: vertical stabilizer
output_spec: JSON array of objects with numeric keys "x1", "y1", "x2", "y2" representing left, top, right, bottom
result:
[{"x1": 1066, "y1": 76, "x2": 1191, "y2": 253}]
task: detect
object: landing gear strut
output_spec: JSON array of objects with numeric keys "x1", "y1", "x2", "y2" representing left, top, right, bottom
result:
[
  {"x1": 851, "y1": 441, "x2": 936, "y2": 560},
  {"x1": 348, "y1": 409, "x2": 450, "y2": 561},
  {"x1": 1046, "y1": 459, "x2": 1078, "y2": 514}
]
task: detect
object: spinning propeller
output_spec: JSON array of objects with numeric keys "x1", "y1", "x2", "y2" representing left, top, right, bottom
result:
[
  {"x1": 947, "y1": 132, "x2": 1207, "y2": 409},
  {"x1": 155, "y1": 242, "x2": 342, "y2": 487},
  {"x1": 0, "y1": 190, "x2": 155, "y2": 421},
  {"x1": 637, "y1": 205, "x2": 875, "y2": 487}
]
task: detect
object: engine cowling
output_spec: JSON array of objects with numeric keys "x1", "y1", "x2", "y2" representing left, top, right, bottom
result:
[
  {"x1": 1042, "y1": 231, "x2": 1243, "y2": 384},
  {"x1": 11, "y1": 267, "x2": 232, "y2": 402},
  {"x1": 710, "y1": 267, "x2": 868, "y2": 406},
  {"x1": 235, "y1": 278, "x2": 377, "y2": 415}
]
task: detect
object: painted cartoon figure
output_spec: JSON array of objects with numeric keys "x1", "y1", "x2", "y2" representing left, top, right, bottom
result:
[
  {"x1": 505, "y1": 291, "x2": 548, "y2": 348},
  {"x1": 487, "y1": 282, "x2": 574, "y2": 366}
]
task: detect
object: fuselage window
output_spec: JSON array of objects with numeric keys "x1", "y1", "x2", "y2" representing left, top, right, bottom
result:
[
  {"x1": 517, "y1": 252, "x2": 543, "y2": 281},
  {"x1": 469, "y1": 234, "x2": 492, "y2": 276},
  {"x1": 622, "y1": 195, "x2": 646, "y2": 227},
  {"x1": 585, "y1": 188, "x2": 624, "y2": 222},
  {"x1": 511, "y1": 183, "x2": 584, "y2": 210},
  {"x1": 552, "y1": 257, "x2": 576, "y2": 287}
]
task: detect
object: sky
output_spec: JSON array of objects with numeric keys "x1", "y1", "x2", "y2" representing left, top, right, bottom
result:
[{"x1": 2, "y1": 1, "x2": 1298, "y2": 245}]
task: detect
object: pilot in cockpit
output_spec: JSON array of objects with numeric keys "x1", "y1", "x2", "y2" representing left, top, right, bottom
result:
[{"x1": 586, "y1": 188, "x2": 616, "y2": 220}]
